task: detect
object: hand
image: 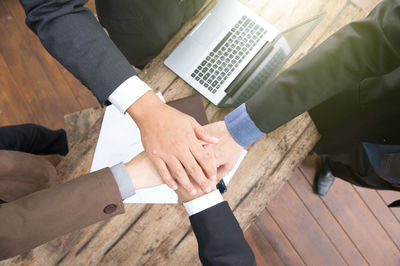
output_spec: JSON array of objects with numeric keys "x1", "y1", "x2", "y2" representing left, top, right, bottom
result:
[
  {"x1": 176, "y1": 121, "x2": 243, "y2": 201},
  {"x1": 175, "y1": 175, "x2": 218, "y2": 202},
  {"x1": 127, "y1": 91, "x2": 219, "y2": 196},
  {"x1": 203, "y1": 121, "x2": 244, "y2": 179},
  {"x1": 125, "y1": 152, "x2": 163, "y2": 189}
]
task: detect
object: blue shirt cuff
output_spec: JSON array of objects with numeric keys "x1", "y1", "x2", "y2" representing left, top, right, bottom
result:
[
  {"x1": 224, "y1": 103, "x2": 265, "y2": 148},
  {"x1": 110, "y1": 162, "x2": 136, "y2": 200}
]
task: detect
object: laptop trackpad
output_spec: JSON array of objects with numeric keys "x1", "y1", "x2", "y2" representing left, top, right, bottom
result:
[{"x1": 191, "y1": 15, "x2": 225, "y2": 47}]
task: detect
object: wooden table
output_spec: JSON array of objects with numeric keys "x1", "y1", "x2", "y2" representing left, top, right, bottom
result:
[{"x1": 2, "y1": 0, "x2": 326, "y2": 264}]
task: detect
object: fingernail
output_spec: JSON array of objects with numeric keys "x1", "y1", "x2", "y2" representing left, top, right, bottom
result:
[
  {"x1": 190, "y1": 189, "x2": 197, "y2": 196},
  {"x1": 205, "y1": 187, "x2": 211, "y2": 193},
  {"x1": 172, "y1": 184, "x2": 178, "y2": 190},
  {"x1": 210, "y1": 175, "x2": 217, "y2": 181},
  {"x1": 212, "y1": 137, "x2": 219, "y2": 142}
]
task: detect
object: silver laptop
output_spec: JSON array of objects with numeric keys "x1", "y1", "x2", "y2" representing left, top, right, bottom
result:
[{"x1": 164, "y1": 0, "x2": 324, "y2": 107}]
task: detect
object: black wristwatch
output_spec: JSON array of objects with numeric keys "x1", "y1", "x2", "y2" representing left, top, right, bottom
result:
[{"x1": 216, "y1": 179, "x2": 227, "y2": 194}]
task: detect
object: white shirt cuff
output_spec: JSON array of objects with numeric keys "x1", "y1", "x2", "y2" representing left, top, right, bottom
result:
[
  {"x1": 107, "y1": 76, "x2": 152, "y2": 113},
  {"x1": 183, "y1": 190, "x2": 224, "y2": 216}
]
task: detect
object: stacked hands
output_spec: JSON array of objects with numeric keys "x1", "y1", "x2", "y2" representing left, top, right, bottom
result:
[{"x1": 125, "y1": 92, "x2": 244, "y2": 202}]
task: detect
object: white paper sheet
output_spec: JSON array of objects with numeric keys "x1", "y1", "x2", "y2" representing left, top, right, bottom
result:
[{"x1": 90, "y1": 93, "x2": 247, "y2": 203}]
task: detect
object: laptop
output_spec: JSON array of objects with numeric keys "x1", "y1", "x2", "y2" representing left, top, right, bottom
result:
[{"x1": 164, "y1": 0, "x2": 324, "y2": 107}]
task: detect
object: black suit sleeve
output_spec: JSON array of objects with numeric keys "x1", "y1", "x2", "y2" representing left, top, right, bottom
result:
[
  {"x1": 246, "y1": 0, "x2": 400, "y2": 133},
  {"x1": 189, "y1": 201, "x2": 256, "y2": 266},
  {"x1": 0, "y1": 124, "x2": 68, "y2": 155},
  {"x1": 19, "y1": 0, "x2": 138, "y2": 105}
]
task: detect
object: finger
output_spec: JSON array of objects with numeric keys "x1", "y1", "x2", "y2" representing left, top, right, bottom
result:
[
  {"x1": 190, "y1": 142, "x2": 217, "y2": 181},
  {"x1": 197, "y1": 140, "x2": 219, "y2": 146},
  {"x1": 217, "y1": 164, "x2": 232, "y2": 180},
  {"x1": 198, "y1": 140, "x2": 209, "y2": 146},
  {"x1": 167, "y1": 157, "x2": 197, "y2": 195},
  {"x1": 180, "y1": 148, "x2": 214, "y2": 193},
  {"x1": 150, "y1": 157, "x2": 178, "y2": 190},
  {"x1": 193, "y1": 123, "x2": 219, "y2": 144}
]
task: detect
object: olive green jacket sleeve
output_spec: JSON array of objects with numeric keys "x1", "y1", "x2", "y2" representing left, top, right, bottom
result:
[
  {"x1": 0, "y1": 161, "x2": 124, "y2": 260},
  {"x1": 246, "y1": 0, "x2": 400, "y2": 133}
]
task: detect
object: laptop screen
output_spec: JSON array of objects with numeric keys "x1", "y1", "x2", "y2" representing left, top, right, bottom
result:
[
  {"x1": 281, "y1": 13, "x2": 325, "y2": 51},
  {"x1": 221, "y1": 13, "x2": 325, "y2": 107}
]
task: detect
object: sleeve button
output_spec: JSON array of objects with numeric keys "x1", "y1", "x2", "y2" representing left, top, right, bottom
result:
[{"x1": 103, "y1": 204, "x2": 117, "y2": 214}]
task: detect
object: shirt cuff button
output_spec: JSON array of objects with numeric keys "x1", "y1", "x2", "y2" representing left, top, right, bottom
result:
[{"x1": 103, "y1": 204, "x2": 117, "y2": 214}]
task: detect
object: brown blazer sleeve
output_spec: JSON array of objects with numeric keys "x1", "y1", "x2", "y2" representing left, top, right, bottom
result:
[
  {"x1": 0, "y1": 168, "x2": 124, "y2": 260},
  {"x1": 246, "y1": 0, "x2": 400, "y2": 133}
]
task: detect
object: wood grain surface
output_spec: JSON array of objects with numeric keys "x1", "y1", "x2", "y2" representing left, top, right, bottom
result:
[{"x1": 2, "y1": 0, "x2": 397, "y2": 265}]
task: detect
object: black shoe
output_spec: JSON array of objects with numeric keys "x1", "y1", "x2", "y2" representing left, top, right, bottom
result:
[{"x1": 313, "y1": 156, "x2": 336, "y2": 196}]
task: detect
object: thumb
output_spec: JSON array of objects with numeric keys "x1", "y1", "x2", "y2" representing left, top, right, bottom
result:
[
  {"x1": 193, "y1": 123, "x2": 219, "y2": 144},
  {"x1": 217, "y1": 164, "x2": 232, "y2": 180}
]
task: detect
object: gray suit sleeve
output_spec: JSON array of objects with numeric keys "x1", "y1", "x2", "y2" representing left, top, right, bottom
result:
[
  {"x1": 246, "y1": 0, "x2": 400, "y2": 133},
  {"x1": 19, "y1": 0, "x2": 138, "y2": 105}
]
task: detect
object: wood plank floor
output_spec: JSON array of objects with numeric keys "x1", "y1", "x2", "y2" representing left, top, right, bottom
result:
[
  {"x1": 1, "y1": 0, "x2": 399, "y2": 265},
  {"x1": 245, "y1": 154, "x2": 400, "y2": 266},
  {"x1": 0, "y1": 0, "x2": 99, "y2": 130}
]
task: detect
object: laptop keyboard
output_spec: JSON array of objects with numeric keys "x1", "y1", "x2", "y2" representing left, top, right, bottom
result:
[
  {"x1": 190, "y1": 15, "x2": 267, "y2": 94},
  {"x1": 234, "y1": 48, "x2": 286, "y2": 104}
]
